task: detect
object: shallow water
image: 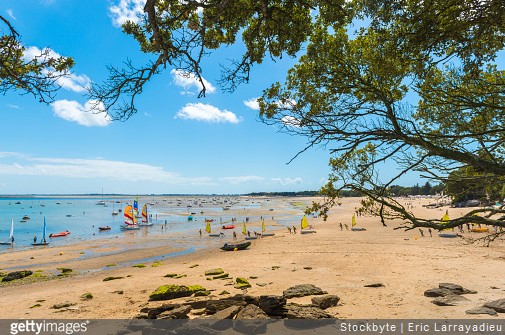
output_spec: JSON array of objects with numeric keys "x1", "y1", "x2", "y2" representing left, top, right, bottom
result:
[{"x1": 0, "y1": 195, "x2": 307, "y2": 252}]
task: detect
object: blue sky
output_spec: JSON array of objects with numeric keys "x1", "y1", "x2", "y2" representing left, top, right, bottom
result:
[{"x1": 0, "y1": 0, "x2": 415, "y2": 195}]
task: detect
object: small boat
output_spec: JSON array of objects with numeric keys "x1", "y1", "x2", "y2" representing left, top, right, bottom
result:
[
  {"x1": 300, "y1": 215, "x2": 317, "y2": 234},
  {"x1": 471, "y1": 227, "x2": 489, "y2": 233},
  {"x1": 32, "y1": 217, "x2": 49, "y2": 246},
  {"x1": 123, "y1": 204, "x2": 140, "y2": 230},
  {"x1": 0, "y1": 219, "x2": 14, "y2": 245},
  {"x1": 49, "y1": 231, "x2": 70, "y2": 237},
  {"x1": 439, "y1": 233, "x2": 459, "y2": 238},
  {"x1": 260, "y1": 219, "x2": 275, "y2": 237},
  {"x1": 220, "y1": 241, "x2": 251, "y2": 251},
  {"x1": 206, "y1": 221, "x2": 223, "y2": 237},
  {"x1": 22, "y1": 215, "x2": 30, "y2": 220},
  {"x1": 222, "y1": 224, "x2": 235, "y2": 229},
  {"x1": 351, "y1": 227, "x2": 366, "y2": 231},
  {"x1": 99, "y1": 226, "x2": 111, "y2": 231},
  {"x1": 139, "y1": 204, "x2": 153, "y2": 226}
]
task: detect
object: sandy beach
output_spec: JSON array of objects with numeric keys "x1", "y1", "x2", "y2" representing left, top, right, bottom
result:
[{"x1": 0, "y1": 197, "x2": 504, "y2": 319}]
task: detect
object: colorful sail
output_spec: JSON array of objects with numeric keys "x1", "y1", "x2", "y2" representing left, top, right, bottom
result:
[
  {"x1": 43, "y1": 216, "x2": 47, "y2": 239},
  {"x1": 442, "y1": 212, "x2": 450, "y2": 222},
  {"x1": 205, "y1": 221, "x2": 211, "y2": 233},
  {"x1": 133, "y1": 198, "x2": 139, "y2": 215},
  {"x1": 352, "y1": 213, "x2": 356, "y2": 227},
  {"x1": 262, "y1": 219, "x2": 266, "y2": 232},
  {"x1": 142, "y1": 204, "x2": 148, "y2": 223},
  {"x1": 124, "y1": 205, "x2": 136, "y2": 225},
  {"x1": 301, "y1": 215, "x2": 309, "y2": 229},
  {"x1": 242, "y1": 222, "x2": 247, "y2": 235}
]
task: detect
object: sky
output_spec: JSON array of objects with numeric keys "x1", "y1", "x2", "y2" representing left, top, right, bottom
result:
[{"x1": 0, "y1": 0, "x2": 417, "y2": 195}]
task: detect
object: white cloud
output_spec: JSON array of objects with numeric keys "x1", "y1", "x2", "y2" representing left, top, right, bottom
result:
[
  {"x1": 7, "y1": 104, "x2": 19, "y2": 109},
  {"x1": 109, "y1": 0, "x2": 146, "y2": 27},
  {"x1": 270, "y1": 177, "x2": 303, "y2": 185},
  {"x1": 23, "y1": 46, "x2": 91, "y2": 93},
  {"x1": 51, "y1": 100, "x2": 112, "y2": 127},
  {"x1": 220, "y1": 176, "x2": 266, "y2": 184},
  {"x1": 56, "y1": 73, "x2": 91, "y2": 93},
  {"x1": 171, "y1": 69, "x2": 216, "y2": 95},
  {"x1": 281, "y1": 115, "x2": 301, "y2": 127},
  {"x1": 0, "y1": 153, "x2": 214, "y2": 186},
  {"x1": 6, "y1": 9, "x2": 16, "y2": 20},
  {"x1": 176, "y1": 103, "x2": 241, "y2": 124},
  {"x1": 243, "y1": 98, "x2": 260, "y2": 110}
]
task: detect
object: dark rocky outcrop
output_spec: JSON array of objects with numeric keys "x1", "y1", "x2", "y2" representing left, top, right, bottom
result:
[
  {"x1": 282, "y1": 284, "x2": 327, "y2": 299},
  {"x1": 311, "y1": 295, "x2": 340, "y2": 310},
  {"x1": 465, "y1": 307, "x2": 498, "y2": 316},
  {"x1": 157, "y1": 305, "x2": 192, "y2": 319},
  {"x1": 149, "y1": 285, "x2": 206, "y2": 301},
  {"x1": 2, "y1": 270, "x2": 33, "y2": 282},
  {"x1": 432, "y1": 295, "x2": 469, "y2": 306},
  {"x1": 483, "y1": 298, "x2": 505, "y2": 313}
]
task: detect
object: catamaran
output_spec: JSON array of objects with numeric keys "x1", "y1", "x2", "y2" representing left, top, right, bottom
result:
[
  {"x1": 350, "y1": 213, "x2": 366, "y2": 231},
  {"x1": 261, "y1": 219, "x2": 275, "y2": 237},
  {"x1": 300, "y1": 215, "x2": 317, "y2": 234},
  {"x1": 0, "y1": 219, "x2": 14, "y2": 245},
  {"x1": 206, "y1": 220, "x2": 222, "y2": 237},
  {"x1": 32, "y1": 217, "x2": 50, "y2": 246},
  {"x1": 121, "y1": 204, "x2": 140, "y2": 230},
  {"x1": 139, "y1": 204, "x2": 153, "y2": 226}
]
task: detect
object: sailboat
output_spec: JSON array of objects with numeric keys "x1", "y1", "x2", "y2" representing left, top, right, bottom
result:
[
  {"x1": 439, "y1": 211, "x2": 458, "y2": 237},
  {"x1": 121, "y1": 204, "x2": 140, "y2": 230},
  {"x1": 244, "y1": 222, "x2": 257, "y2": 240},
  {"x1": 133, "y1": 197, "x2": 141, "y2": 218},
  {"x1": 0, "y1": 219, "x2": 14, "y2": 245},
  {"x1": 300, "y1": 215, "x2": 317, "y2": 234},
  {"x1": 260, "y1": 219, "x2": 275, "y2": 237},
  {"x1": 139, "y1": 204, "x2": 153, "y2": 226},
  {"x1": 206, "y1": 221, "x2": 221, "y2": 237},
  {"x1": 351, "y1": 213, "x2": 366, "y2": 231},
  {"x1": 32, "y1": 217, "x2": 50, "y2": 246}
]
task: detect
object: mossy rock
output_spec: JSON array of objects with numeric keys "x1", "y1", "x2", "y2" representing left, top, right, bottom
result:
[
  {"x1": 205, "y1": 268, "x2": 224, "y2": 276},
  {"x1": 235, "y1": 277, "x2": 251, "y2": 289},
  {"x1": 164, "y1": 273, "x2": 178, "y2": 278},
  {"x1": 58, "y1": 268, "x2": 73, "y2": 273},
  {"x1": 219, "y1": 290, "x2": 230, "y2": 295},
  {"x1": 189, "y1": 264, "x2": 199, "y2": 268},
  {"x1": 30, "y1": 304, "x2": 42, "y2": 309},
  {"x1": 81, "y1": 292, "x2": 93, "y2": 300},
  {"x1": 193, "y1": 290, "x2": 211, "y2": 297},
  {"x1": 213, "y1": 273, "x2": 229, "y2": 280},
  {"x1": 106, "y1": 264, "x2": 117, "y2": 267},
  {"x1": 151, "y1": 262, "x2": 163, "y2": 267},
  {"x1": 175, "y1": 274, "x2": 187, "y2": 279},
  {"x1": 103, "y1": 276, "x2": 124, "y2": 282},
  {"x1": 149, "y1": 284, "x2": 206, "y2": 301},
  {"x1": 133, "y1": 264, "x2": 146, "y2": 268}
]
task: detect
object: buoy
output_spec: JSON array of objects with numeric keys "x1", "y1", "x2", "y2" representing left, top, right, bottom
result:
[
  {"x1": 234, "y1": 248, "x2": 238, "y2": 251},
  {"x1": 60, "y1": 252, "x2": 63, "y2": 255}
]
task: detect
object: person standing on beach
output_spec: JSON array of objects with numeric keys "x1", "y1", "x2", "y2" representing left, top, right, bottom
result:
[
  {"x1": 33, "y1": 236, "x2": 37, "y2": 244},
  {"x1": 199, "y1": 229, "x2": 202, "y2": 237}
]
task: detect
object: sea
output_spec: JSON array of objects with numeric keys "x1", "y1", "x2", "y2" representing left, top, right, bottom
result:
[{"x1": 0, "y1": 195, "x2": 308, "y2": 253}]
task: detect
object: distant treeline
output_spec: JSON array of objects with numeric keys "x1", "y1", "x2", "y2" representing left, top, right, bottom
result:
[{"x1": 246, "y1": 182, "x2": 444, "y2": 197}]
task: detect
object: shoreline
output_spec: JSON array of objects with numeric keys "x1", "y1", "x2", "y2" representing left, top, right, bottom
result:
[{"x1": 0, "y1": 197, "x2": 504, "y2": 319}]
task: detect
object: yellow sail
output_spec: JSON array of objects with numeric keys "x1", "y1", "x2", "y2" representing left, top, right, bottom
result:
[
  {"x1": 242, "y1": 222, "x2": 247, "y2": 235},
  {"x1": 301, "y1": 215, "x2": 309, "y2": 229},
  {"x1": 262, "y1": 219, "x2": 266, "y2": 232},
  {"x1": 352, "y1": 213, "x2": 356, "y2": 227},
  {"x1": 205, "y1": 221, "x2": 211, "y2": 233},
  {"x1": 442, "y1": 213, "x2": 450, "y2": 222}
]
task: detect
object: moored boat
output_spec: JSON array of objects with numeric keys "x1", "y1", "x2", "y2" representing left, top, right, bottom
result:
[
  {"x1": 220, "y1": 241, "x2": 251, "y2": 251},
  {"x1": 99, "y1": 226, "x2": 111, "y2": 231},
  {"x1": 222, "y1": 224, "x2": 235, "y2": 229},
  {"x1": 49, "y1": 230, "x2": 70, "y2": 237}
]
